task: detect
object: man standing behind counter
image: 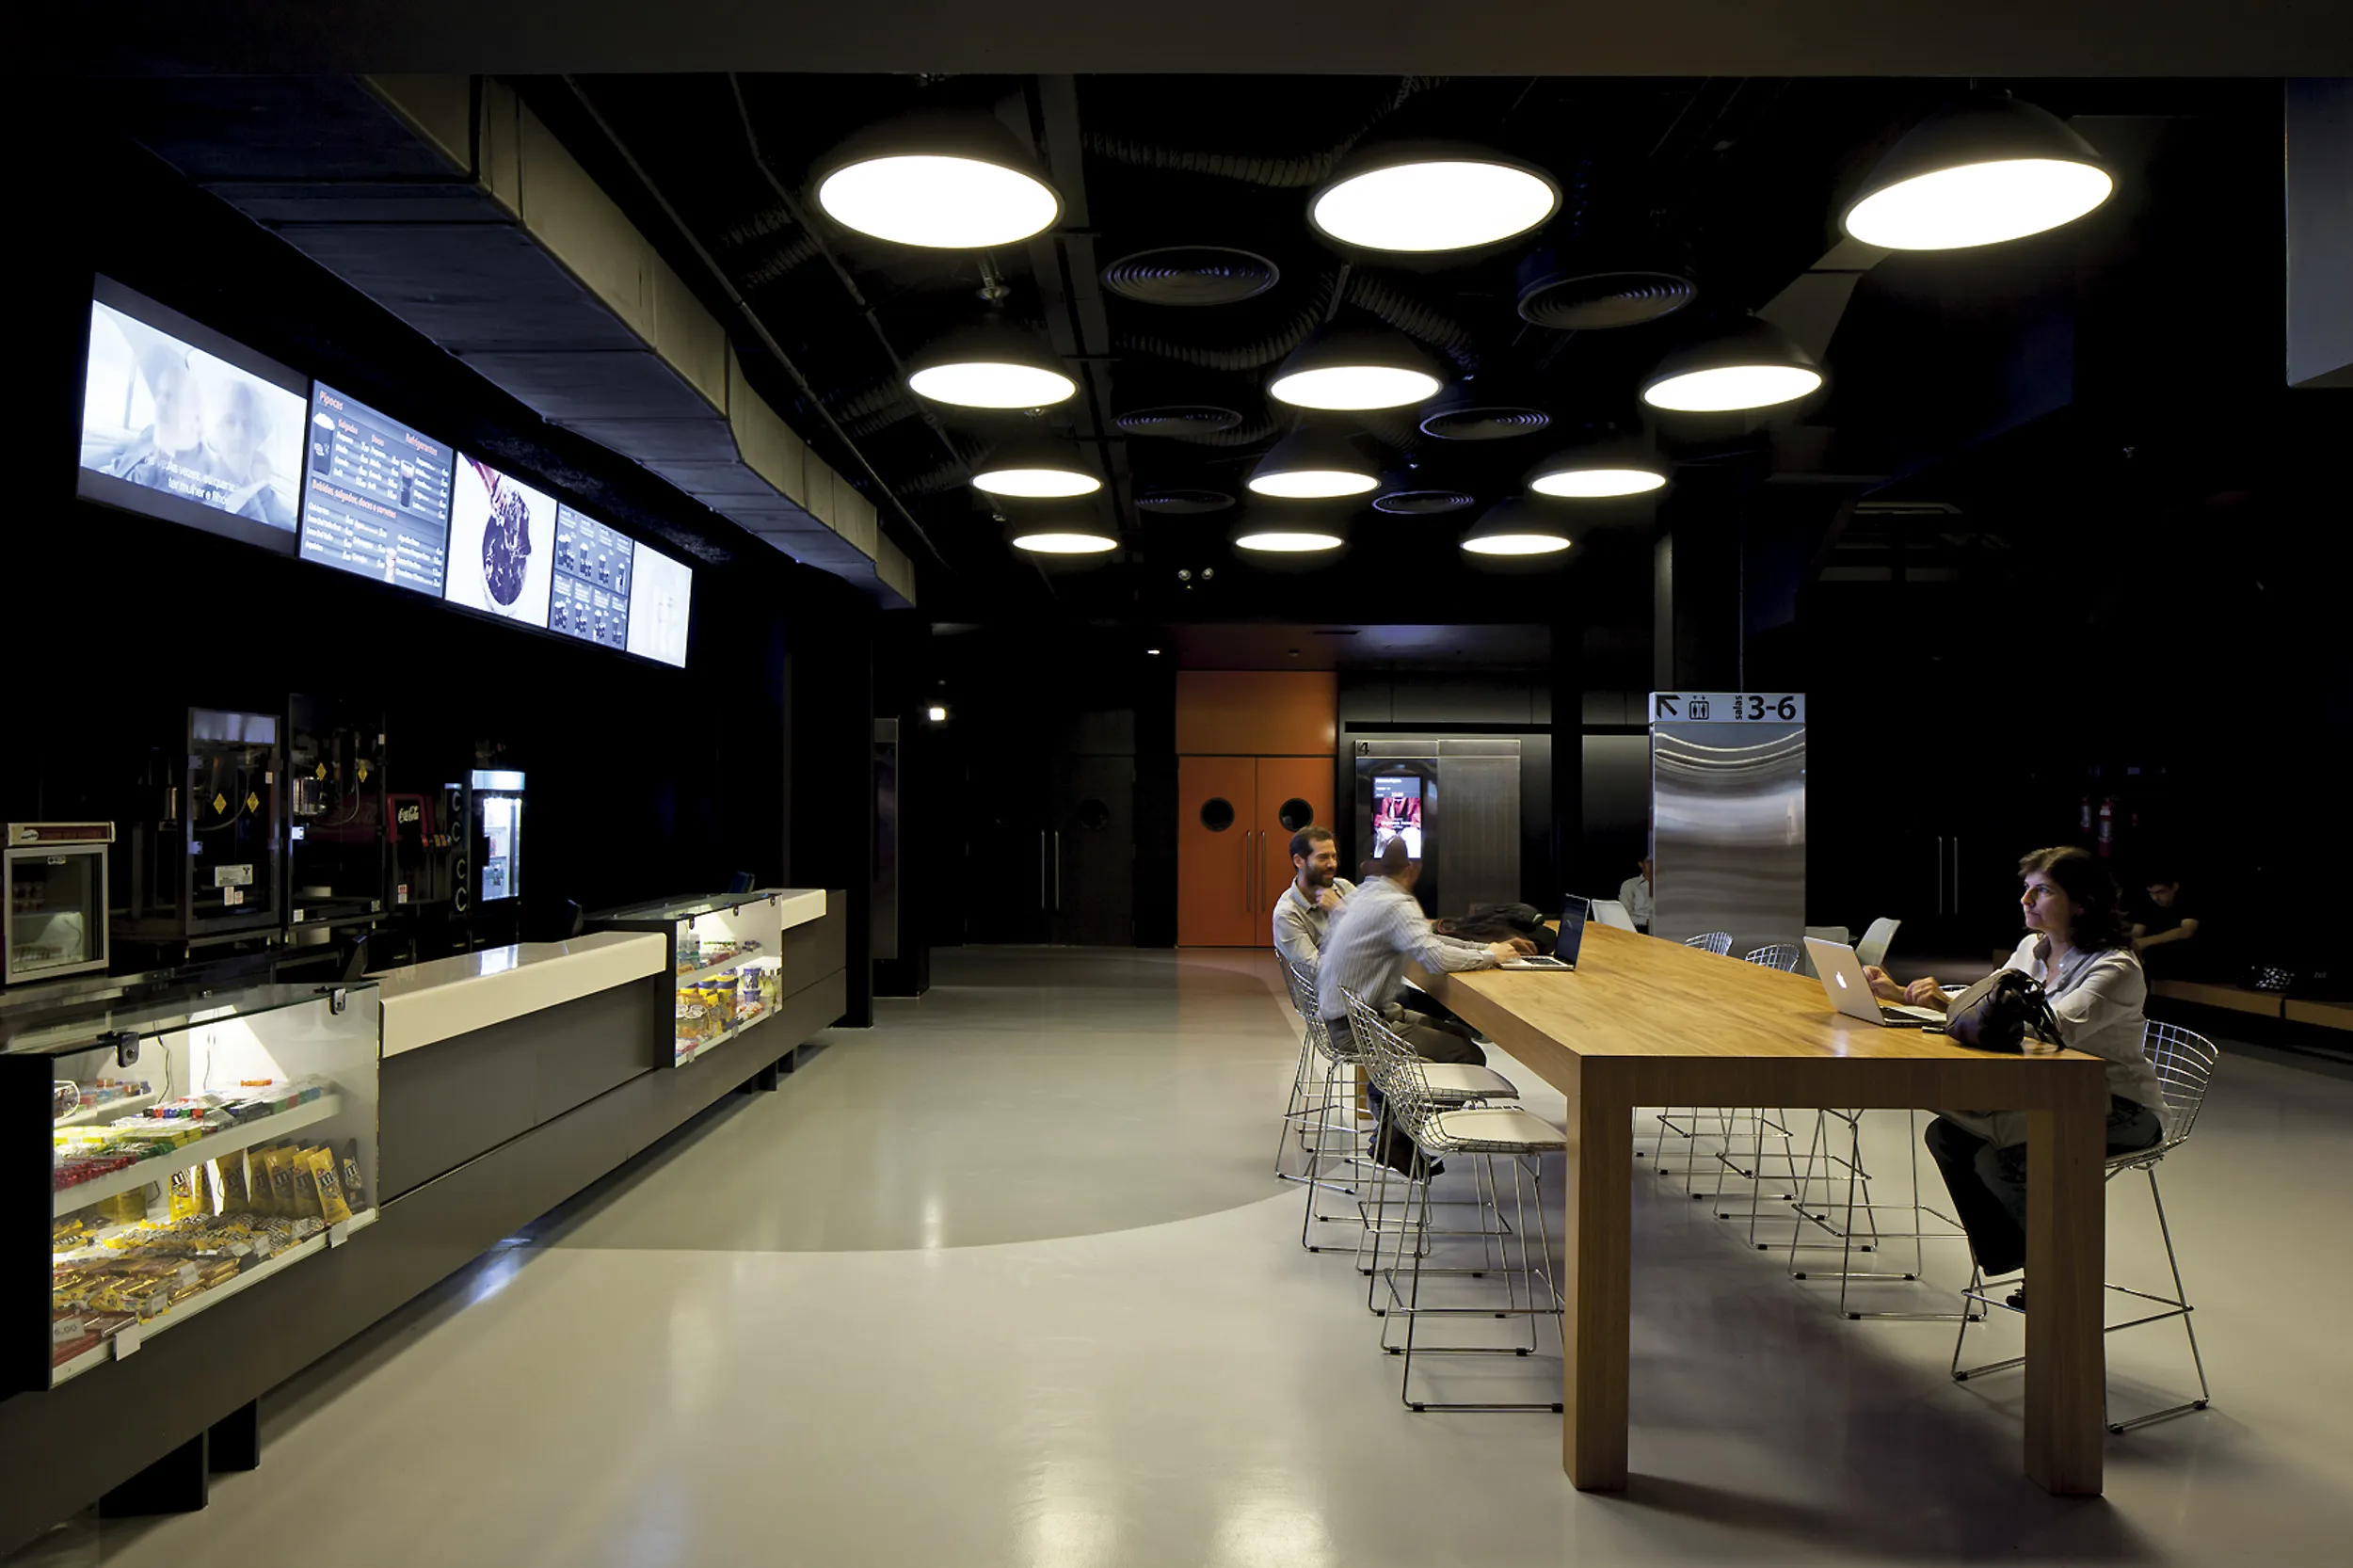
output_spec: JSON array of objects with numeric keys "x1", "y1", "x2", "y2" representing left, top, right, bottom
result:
[{"x1": 1314, "y1": 838, "x2": 1529, "y2": 1174}]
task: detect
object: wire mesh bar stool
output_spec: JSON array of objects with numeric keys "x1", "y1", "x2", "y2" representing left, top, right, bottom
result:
[
  {"x1": 1685, "y1": 947, "x2": 1809, "y2": 1215},
  {"x1": 1345, "y1": 988, "x2": 1567, "y2": 1414},
  {"x1": 1274, "y1": 958, "x2": 1362, "y2": 1191},
  {"x1": 1642, "y1": 933, "x2": 1740, "y2": 1190},
  {"x1": 1775, "y1": 1107, "x2": 1971, "y2": 1318},
  {"x1": 1952, "y1": 1021, "x2": 2218, "y2": 1432}
]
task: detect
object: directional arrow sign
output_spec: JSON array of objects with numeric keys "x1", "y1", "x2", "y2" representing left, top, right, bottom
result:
[{"x1": 1656, "y1": 694, "x2": 1679, "y2": 718}]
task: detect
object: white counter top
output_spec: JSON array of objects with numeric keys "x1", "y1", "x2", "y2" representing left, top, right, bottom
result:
[
  {"x1": 773, "y1": 889, "x2": 827, "y2": 930},
  {"x1": 372, "y1": 932, "x2": 667, "y2": 1059}
]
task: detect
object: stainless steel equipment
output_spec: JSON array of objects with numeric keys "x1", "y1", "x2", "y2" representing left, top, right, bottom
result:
[
  {"x1": 1648, "y1": 693, "x2": 1807, "y2": 954},
  {"x1": 4, "y1": 824, "x2": 113, "y2": 984}
]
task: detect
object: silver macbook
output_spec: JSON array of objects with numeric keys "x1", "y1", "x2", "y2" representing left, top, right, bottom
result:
[{"x1": 1804, "y1": 937, "x2": 1946, "y2": 1028}]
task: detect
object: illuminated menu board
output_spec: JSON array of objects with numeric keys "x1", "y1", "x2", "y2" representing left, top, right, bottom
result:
[
  {"x1": 626, "y1": 542, "x2": 693, "y2": 668},
  {"x1": 548, "y1": 503, "x2": 632, "y2": 650},
  {"x1": 444, "y1": 455, "x2": 555, "y2": 627},
  {"x1": 297, "y1": 384, "x2": 453, "y2": 595}
]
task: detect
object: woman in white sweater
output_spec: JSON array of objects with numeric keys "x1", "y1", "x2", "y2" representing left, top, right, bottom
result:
[{"x1": 1866, "y1": 845, "x2": 2166, "y2": 1291}]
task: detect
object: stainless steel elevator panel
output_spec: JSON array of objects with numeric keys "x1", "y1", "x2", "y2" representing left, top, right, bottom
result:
[
  {"x1": 1433, "y1": 741, "x2": 1521, "y2": 913},
  {"x1": 1650, "y1": 722, "x2": 1805, "y2": 955}
]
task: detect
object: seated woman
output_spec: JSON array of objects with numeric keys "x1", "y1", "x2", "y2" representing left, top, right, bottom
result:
[{"x1": 1864, "y1": 845, "x2": 2167, "y2": 1297}]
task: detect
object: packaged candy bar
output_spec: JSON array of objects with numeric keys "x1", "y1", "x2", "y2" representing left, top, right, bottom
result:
[
  {"x1": 340, "y1": 1141, "x2": 367, "y2": 1210},
  {"x1": 306, "y1": 1147, "x2": 354, "y2": 1224},
  {"x1": 288, "y1": 1147, "x2": 324, "y2": 1216},
  {"x1": 216, "y1": 1150, "x2": 249, "y2": 1211}
]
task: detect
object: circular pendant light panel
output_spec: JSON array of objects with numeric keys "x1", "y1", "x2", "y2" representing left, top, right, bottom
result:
[
  {"x1": 1247, "y1": 469, "x2": 1378, "y2": 500},
  {"x1": 1012, "y1": 529, "x2": 1118, "y2": 554},
  {"x1": 972, "y1": 464, "x2": 1101, "y2": 499},
  {"x1": 1269, "y1": 325, "x2": 1446, "y2": 412},
  {"x1": 1843, "y1": 96, "x2": 2113, "y2": 251},
  {"x1": 1234, "y1": 529, "x2": 1345, "y2": 553},
  {"x1": 818, "y1": 154, "x2": 1061, "y2": 249},
  {"x1": 1845, "y1": 158, "x2": 2112, "y2": 250},
  {"x1": 1463, "y1": 531, "x2": 1572, "y2": 556},
  {"x1": 1269, "y1": 363, "x2": 1444, "y2": 412},
  {"x1": 1642, "y1": 364, "x2": 1821, "y2": 413},
  {"x1": 1528, "y1": 461, "x2": 1669, "y2": 498},
  {"x1": 907, "y1": 359, "x2": 1077, "y2": 411},
  {"x1": 1641, "y1": 316, "x2": 1823, "y2": 414},
  {"x1": 1311, "y1": 157, "x2": 1560, "y2": 253}
]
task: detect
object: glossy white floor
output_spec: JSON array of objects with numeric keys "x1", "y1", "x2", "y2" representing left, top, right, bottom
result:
[{"x1": 19, "y1": 948, "x2": 2353, "y2": 1566}]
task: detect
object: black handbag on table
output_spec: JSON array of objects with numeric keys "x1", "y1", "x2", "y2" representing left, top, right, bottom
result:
[{"x1": 1943, "y1": 969, "x2": 2064, "y2": 1053}]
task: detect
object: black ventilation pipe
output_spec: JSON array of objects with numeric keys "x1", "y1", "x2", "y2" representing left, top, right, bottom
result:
[{"x1": 1081, "y1": 78, "x2": 1444, "y2": 187}]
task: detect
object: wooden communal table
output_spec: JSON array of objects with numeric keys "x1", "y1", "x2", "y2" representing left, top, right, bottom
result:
[{"x1": 1415, "y1": 923, "x2": 2112, "y2": 1496}]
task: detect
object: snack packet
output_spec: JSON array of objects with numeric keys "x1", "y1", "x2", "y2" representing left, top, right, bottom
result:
[{"x1": 306, "y1": 1147, "x2": 354, "y2": 1224}]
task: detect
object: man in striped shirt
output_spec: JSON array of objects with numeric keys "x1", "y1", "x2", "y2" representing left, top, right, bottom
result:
[{"x1": 1316, "y1": 838, "x2": 1530, "y2": 1173}]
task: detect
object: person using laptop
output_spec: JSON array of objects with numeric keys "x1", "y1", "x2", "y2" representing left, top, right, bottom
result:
[
  {"x1": 1273, "y1": 825, "x2": 1483, "y2": 1044},
  {"x1": 1873, "y1": 846, "x2": 2167, "y2": 1303},
  {"x1": 1617, "y1": 858, "x2": 1655, "y2": 931},
  {"x1": 1315, "y1": 838, "x2": 1532, "y2": 1175}
]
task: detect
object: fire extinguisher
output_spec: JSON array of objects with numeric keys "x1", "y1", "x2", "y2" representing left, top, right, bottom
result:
[
  {"x1": 2080, "y1": 794, "x2": 2093, "y2": 835},
  {"x1": 2096, "y1": 797, "x2": 2116, "y2": 857}
]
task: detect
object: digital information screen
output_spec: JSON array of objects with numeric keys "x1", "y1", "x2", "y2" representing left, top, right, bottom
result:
[
  {"x1": 444, "y1": 455, "x2": 555, "y2": 627},
  {"x1": 1371, "y1": 776, "x2": 1424, "y2": 861},
  {"x1": 549, "y1": 504, "x2": 633, "y2": 650},
  {"x1": 626, "y1": 541, "x2": 693, "y2": 668},
  {"x1": 76, "y1": 278, "x2": 309, "y2": 553},
  {"x1": 298, "y1": 384, "x2": 454, "y2": 596}
]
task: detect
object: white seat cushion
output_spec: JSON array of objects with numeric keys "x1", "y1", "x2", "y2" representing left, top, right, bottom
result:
[
  {"x1": 1427, "y1": 1106, "x2": 1567, "y2": 1152},
  {"x1": 1417, "y1": 1064, "x2": 1519, "y2": 1101}
]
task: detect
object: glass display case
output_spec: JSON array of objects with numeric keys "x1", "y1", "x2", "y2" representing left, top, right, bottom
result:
[
  {"x1": 2, "y1": 981, "x2": 379, "y2": 1392},
  {"x1": 6, "y1": 824, "x2": 113, "y2": 986},
  {"x1": 596, "y1": 891, "x2": 789, "y2": 1066}
]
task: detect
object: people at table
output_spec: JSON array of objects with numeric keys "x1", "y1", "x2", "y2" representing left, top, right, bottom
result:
[
  {"x1": 1865, "y1": 845, "x2": 2166, "y2": 1299},
  {"x1": 1314, "y1": 838, "x2": 1531, "y2": 1175},
  {"x1": 2131, "y1": 872, "x2": 2204, "y2": 980},
  {"x1": 1617, "y1": 858, "x2": 1654, "y2": 930},
  {"x1": 1275, "y1": 825, "x2": 1486, "y2": 1045}
]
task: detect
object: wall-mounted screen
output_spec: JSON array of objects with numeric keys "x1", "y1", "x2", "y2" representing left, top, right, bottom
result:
[
  {"x1": 76, "y1": 279, "x2": 308, "y2": 552},
  {"x1": 1371, "y1": 776, "x2": 1424, "y2": 861},
  {"x1": 298, "y1": 384, "x2": 454, "y2": 596},
  {"x1": 626, "y1": 542, "x2": 693, "y2": 668},
  {"x1": 443, "y1": 455, "x2": 555, "y2": 627},
  {"x1": 549, "y1": 503, "x2": 632, "y2": 650}
]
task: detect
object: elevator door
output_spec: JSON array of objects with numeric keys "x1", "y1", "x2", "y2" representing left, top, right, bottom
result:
[
  {"x1": 1250, "y1": 759, "x2": 1333, "y2": 916},
  {"x1": 1178, "y1": 756, "x2": 1258, "y2": 946},
  {"x1": 1051, "y1": 754, "x2": 1135, "y2": 945}
]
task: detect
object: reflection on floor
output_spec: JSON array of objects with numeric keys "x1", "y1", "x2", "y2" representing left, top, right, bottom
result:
[{"x1": 17, "y1": 946, "x2": 2353, "y2": 1566}]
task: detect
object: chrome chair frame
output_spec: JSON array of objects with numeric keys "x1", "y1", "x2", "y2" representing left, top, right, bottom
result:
[
  {"x1": 1346, "y1": 988, "x2": 1565, "y2": 1414},
  {"x1": 1950, "y1": 1021, "x2": 2218, "y2": 1432}
]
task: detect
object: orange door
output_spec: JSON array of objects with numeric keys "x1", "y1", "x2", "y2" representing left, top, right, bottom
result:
[
  {"x1": 1251, "y1": 758, "x2": 1336, "y2": 917},
  {"x1": 1177, "y1": 756, "x2": 1258, "y2": 946}
]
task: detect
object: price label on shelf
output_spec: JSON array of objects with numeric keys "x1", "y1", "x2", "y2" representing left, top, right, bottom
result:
[{"x1": 113, "y1": 1322, "x2": 143, "y2": 1360}]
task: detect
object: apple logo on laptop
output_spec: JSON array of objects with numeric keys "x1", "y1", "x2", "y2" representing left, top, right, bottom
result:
[{"x1": 1834, "y1": 973, "x2": 1849, "y2": 988}]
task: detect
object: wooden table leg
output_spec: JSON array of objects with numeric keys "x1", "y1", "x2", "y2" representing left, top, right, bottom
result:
[
  {"x1": 2023, "y1": 1075, "x2": 2107, "y2": 1495},
  {"x1": 1565, "y1": 1063, "x2": 1632, "y2": 1489}
]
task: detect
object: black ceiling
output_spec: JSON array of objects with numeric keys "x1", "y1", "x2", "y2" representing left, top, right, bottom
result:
[{"x1": 516, "y1": 72, "x2": 2305, "y2": 629}]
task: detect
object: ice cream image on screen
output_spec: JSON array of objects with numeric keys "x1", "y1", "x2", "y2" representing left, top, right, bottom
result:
[{"x1": 470, "y1": 458, "x2": 533, "y2": 606}]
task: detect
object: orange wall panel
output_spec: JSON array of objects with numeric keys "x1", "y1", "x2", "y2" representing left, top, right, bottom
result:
[{"x1": 1175, "y1": 671, "x2": 1337, "y2": 757}]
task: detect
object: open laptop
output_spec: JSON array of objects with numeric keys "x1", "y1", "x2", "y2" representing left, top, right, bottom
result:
[
  {"x1": 1804, "y1": 937, "x2": 1946, "y2": 1027},
  {"x1": 1501, "y1": 896, "x2": 1588, "y2": 971}
]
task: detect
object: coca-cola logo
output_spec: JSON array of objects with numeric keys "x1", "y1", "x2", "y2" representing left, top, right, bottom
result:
[{"x1": 396, "y1": 804, "x2": 422, "y2": 824}]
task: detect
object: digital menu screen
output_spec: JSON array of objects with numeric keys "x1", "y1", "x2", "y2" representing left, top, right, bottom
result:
[
  {"x1": 626, "y1": 542, "x2": 693, "y2": 668},
  {"x1": 297, "y1": 384, "x2": 453, "y2": 595},
  {"x1": 443, "y1": 455, "x2": 555, "y2": 627},
  {"x1": 548, "y1": 503, "x2": 632, "y2": 650},
  {"x1": 77, "y1": 279, "x2": 309, "y2": 553}
]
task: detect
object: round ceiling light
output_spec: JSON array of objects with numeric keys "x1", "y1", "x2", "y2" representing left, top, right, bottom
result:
[
  {"x1": 971, "y1": 441, "x2": 1101, "y2": 499},
  {"x1": 1527, "y1": 444, "x2": 1670, "y2": 499},
  {"x1": 1461, "y1": 497, "x2": 1572, "y2": 556},
  {"x1": 906, "y1": 326, "x2": 1078, "y2": 410},
  {"x1": 1844, "y1": 96, "x2": 2113, "y2": 251},
  {"x1": 1309, "y1": 151, "x2": 1560, "y2": 253},
  {"x1": 1641, "y1": 317, "x2": 1823, "y2": 414},
  {"x1": 1011, "y1": 528, "x2": 1118, "y2": 555},
  {"x1": 1246, "y1": 427, "x2": 1381, "y2": 499},
  {"x1": 1233, "y1": 527, "x2": 1346, "y2": 553},
  {"x1": 814, "y1": 116, "x2": 1062, "y2": 249},
  {"x1": 1268, "y1": 325, "x2": 1444, "y2": 412}
]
